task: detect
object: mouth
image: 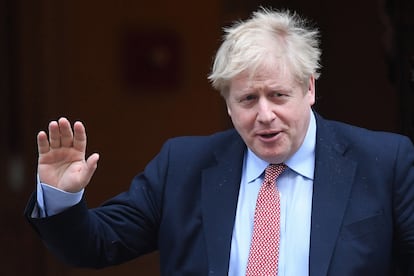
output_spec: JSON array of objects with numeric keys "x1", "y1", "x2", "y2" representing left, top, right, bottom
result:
[
  {"x1": 260, "y1": 133, "x2": 278, "y2": 138},
  {"x1": 257, "y1": 131, "x2": 281, "y2": 140}
]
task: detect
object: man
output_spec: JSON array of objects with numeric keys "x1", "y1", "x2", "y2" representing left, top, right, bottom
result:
[{"x1": 25, "y1": 7, "x2": 414, "y2": 275}]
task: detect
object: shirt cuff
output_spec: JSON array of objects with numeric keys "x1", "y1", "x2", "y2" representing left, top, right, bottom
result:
[{"x1": 36, "y1": 174, "x2": 84, "y2": 217}]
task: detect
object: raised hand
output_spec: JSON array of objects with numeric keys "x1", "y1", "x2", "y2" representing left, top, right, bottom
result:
[{"x1": 37, "y1": 118, "x2": 99, "y2": 193}]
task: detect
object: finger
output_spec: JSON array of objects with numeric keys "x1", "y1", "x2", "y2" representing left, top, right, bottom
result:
[
  {"x1": 73, "y1": 121, "x2": 87, "y2": 153},
  {"x1": 58, "y1": 117, "x2": 74, "y2": 147},
  {"x1": 37, "y1": 131, "x2": 50, "y2": 155},
  {"x1": 48, "y1": 121, "x2": 61, "y2": 149}
]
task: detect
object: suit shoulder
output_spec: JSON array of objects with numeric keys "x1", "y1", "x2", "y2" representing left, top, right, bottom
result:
[
  {"x1": 163, "y1": 129, "x2": 241, "y2": 152},
  {"x1": 330, "y1": 120, "x2": 407, "y2": 139},
  {"x1": 320, "y1": 117, "x2": 413, "y2": 151}
]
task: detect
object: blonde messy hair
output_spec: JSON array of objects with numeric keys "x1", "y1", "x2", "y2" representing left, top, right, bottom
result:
[{"x1": 208, "y1": 7, "x2": 321, "y2": 97}]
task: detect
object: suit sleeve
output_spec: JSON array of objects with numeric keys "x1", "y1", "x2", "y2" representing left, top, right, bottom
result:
[
  {"x1": 24, "y1": 139, "x2": 173, "y2": 268},
  {"x1": 393, "y1": 136, "x2": 414, "y2": 275}
]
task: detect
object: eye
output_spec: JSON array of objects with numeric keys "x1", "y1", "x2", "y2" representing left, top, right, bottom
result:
[
  {"x1": 240, "y1": 94, "x2": 257, "y2": 103},
  {"x1": 270, "y1": 91, "x2": 291, "y2": 100},
  {"x1": 272, "y1": 92, "x2": 285, "y2": 97},
  {"x1": 268, "y1": 91, "x2": 290, "y2": 104}
]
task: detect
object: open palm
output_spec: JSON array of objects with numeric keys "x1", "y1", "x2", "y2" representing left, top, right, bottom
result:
[{"x1": 37, "y1": 118, "x2": 99, "y2": 193}]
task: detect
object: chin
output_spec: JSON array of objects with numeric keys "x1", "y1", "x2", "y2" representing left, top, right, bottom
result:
[{"x1": 258, "y1": 152, "x2": 287, "y2": 164}]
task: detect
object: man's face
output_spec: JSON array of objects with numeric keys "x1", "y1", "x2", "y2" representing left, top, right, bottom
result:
[{"x1": 225, "y1": 61, "x2": 315, "y2": 164}]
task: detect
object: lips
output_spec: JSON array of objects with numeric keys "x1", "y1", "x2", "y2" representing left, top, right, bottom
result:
[
  {"x1": 261, "y1": 133, "x2": 277, "y2": 138},
  {"x1": 257, "y1": 130, "x2": 281, "y2": 139}
]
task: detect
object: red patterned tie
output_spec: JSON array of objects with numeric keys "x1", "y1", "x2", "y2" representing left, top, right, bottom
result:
[{"x1": 246, "y1": 163, "x2": 286, "y2": 276}]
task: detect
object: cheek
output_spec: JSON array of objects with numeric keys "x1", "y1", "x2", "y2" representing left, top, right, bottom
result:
[
  {"x1": 276, "y1": 108, "x2": 307, "y2": 134},
  {"x1": 230, "y1": 109, "x2": 254, "y2": 129}
]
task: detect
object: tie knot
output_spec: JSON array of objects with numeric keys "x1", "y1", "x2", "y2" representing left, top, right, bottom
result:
[{"x1": 264, "y1": 163, "x2": 286, "y2": 184}]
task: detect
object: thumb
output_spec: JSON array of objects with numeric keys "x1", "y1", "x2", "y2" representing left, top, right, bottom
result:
[{"x1": 84, "y1": 153, "x2": 100, "y2": 185}]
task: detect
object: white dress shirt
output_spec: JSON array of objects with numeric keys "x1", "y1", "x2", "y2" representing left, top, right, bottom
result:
[{"x1": 228, "y1": 111, "x2": 316, "y2": 276}]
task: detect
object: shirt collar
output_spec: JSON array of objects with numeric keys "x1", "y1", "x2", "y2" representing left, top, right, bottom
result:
[{"x1": 245, "y1": 111, "x2": 316, "y2": 182}]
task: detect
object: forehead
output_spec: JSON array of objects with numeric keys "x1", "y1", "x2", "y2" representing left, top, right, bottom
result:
[{"x1": 230, "y1": 58, "x2": 296, "y2": 92}]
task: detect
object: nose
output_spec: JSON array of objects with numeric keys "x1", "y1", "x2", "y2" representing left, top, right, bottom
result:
[{"x1": 256, "y1": 98, "x2": 276, "y2": 124}]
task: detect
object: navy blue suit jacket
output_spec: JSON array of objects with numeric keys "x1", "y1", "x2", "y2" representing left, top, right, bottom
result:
[{"x1": 25, "y1": 114, "x2": 414, "y2": 275}]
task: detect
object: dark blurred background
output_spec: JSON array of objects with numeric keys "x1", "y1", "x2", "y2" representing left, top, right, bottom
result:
[{"x1": 1, "y1": 0, "x2": 413, "y2": 275}]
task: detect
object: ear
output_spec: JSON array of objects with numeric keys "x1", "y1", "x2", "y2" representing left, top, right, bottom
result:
[
  {"x1": 307, "y1": 75, "x2": 316, "y2": 106},
  {"x1": 223, "y1": 95, "x2": 233, "y2": 116},
  {"x1": 226, "y1": 103, "x2": 232, "y2": 117}
]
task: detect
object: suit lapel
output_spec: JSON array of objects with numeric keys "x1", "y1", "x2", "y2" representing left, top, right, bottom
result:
[
  {"x1": 309, "y1": 116, "x2": 357, "y2": 276},
  {"x1": 199, "y1": 116, "x2": 357, "y2": 275},
  {"x1": 201, "y1": 133, "x2": 246, "y2": 275}
]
